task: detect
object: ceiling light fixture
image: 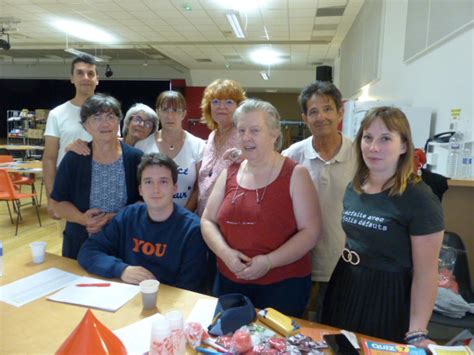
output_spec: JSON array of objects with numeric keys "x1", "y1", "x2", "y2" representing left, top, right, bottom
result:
[
  {"x1": 105, "y1": 64, "x2": 113, "y2": 78},
  {"x1": 218, "y1": 0, "x2": 266, "y2": 12},
  {"x1": 0, "y1": 38, "x2": 10, "y2": 50},
  {"x1": 225, "y1": 11, "x2": 245, "y2": 39},
  {"x1": 51, "y1": 19, "x2": 117, "y2": 43},
  {"x1": 249, "y1": 47, "x2": 283, "y2": 66},
  {"x1": 64, "y1": 48, "x2": 105, "y2": 62},
  {"x1": 260, "y1": 71, "x2": 269, "y2": 80},
  {"x1": 0, "y1": 29, "x2": 11, "y2": 50},
  {"x1": 263, "y1": 25, "x2": 270, "y2": 41}
]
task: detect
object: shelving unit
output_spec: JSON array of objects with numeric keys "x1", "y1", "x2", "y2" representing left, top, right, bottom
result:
[
  {"x1": 7, "y1": 109, "x2": 47, "y2": 146},
  {"x1": 281, "y1": 120, "x2": 311, "y2": 150},
  {"x1": 5, "y1": 109, "x2": 48, "y2": 159}
]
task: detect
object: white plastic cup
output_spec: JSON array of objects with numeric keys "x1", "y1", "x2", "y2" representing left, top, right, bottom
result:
[
  {"x1": 166, "y1": 310, "x2": 186, "y2": 354},
  {"x1": 139, "y1": 279, "x2": 160, "y2": 310},
  {"x1": 30, "y1": 241, "x2": 47, "y2": 264},
  {"x1": 150, "y1": 315, "x2": 173, "y2": 355}
]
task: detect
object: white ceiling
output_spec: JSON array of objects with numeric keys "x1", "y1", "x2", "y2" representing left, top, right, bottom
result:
[{"x1": 0, "y1": 0, "x2": 364, "y2": 72}]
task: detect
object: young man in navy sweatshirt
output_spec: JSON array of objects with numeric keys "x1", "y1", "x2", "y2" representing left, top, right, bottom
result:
[{"x1": 78, "y1": 153, "x2": 208, "y2": 292}]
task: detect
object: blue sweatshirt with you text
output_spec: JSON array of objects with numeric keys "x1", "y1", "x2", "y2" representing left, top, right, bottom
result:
[{"x1": 78, "y1": 203, "x2": 208, "y2": 292}]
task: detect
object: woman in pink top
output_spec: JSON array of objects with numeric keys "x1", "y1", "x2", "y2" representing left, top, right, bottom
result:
[{"x1": 197, "y1": 79, "x2": 246, "y2": 216}]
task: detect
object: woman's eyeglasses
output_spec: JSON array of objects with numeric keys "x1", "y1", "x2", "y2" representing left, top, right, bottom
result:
[
  {"x1": 90, "y1": 112, "x2": 118, "y2": 123},
  {"x1": 224, "y1": 189, "x2": 258, "y2": 225},
  {"x1": 211, "y1": 99, "x2": 236, "y2": 108},
  {"x1": 158, "y1": 108, "x2": 184, "y2": 115},
  {"x1": 131, "y1": 116, "x2": 154, "y2": 129}
]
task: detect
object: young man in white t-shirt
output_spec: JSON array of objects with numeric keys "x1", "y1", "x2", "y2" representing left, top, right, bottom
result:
[{"x1": 43, "y1": 55, "x2": 99, "y2": 218}]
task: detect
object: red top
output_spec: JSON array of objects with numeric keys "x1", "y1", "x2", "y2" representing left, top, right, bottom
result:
[{"x1": 217, "y1": 157, "x2": 311, "y2": 285}]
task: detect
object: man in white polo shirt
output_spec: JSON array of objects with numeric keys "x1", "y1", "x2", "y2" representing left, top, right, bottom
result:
[
  {"x1": 43, "y1": 54, "x2": 98, "y2": 218},
  {"x1": 282, "y1": 81, "x2": 355, "y2": 322}
]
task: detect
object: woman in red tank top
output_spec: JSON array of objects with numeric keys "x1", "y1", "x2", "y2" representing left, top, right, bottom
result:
[{"x1": 201, "y1": 98, "x2": 322, "y2": 317}]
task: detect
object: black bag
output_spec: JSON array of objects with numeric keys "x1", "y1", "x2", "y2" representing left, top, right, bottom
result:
[{"x1": 207, "y1": 293, "x2": 256, "y2": 336}]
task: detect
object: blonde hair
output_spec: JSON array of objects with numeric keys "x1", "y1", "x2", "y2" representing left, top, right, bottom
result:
[
  {"x1": 352, "y1": 106, "x2": 420, "y2": 196},
  {"x1": 200, "y1": 79, "x2": 246, "y2": 130}
]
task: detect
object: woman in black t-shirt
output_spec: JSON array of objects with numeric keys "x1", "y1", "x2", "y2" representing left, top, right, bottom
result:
[{"x1": 322, "y1": 107, "x2": 444, "y2": 347}]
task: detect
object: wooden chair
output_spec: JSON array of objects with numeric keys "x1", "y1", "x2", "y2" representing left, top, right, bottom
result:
[{"x1": 0, "y1": 169, "x2": 42, "y2": 236}]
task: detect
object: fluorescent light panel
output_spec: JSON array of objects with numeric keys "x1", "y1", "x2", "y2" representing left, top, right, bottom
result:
[
  {"x1": 64, "y1": 48, "x2": 105, "y2": 63},
  {"x1": 226, "y1": 12, "x2": 245, "y2": 39},
  {"x1": 217, "y1": 0, "x2": 267, "y2": 12},
  {"x1": 51, "y1": 19, "x2": 117, "y2": 43},
  {"x1": 260, "y1": 71, "x2": 269, "y2": 80}
]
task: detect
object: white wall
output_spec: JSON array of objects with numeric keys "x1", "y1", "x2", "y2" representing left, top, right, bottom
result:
[
  {"x1": 0, "y1": 61, "x2": 191, "y2": 82},
  {"x1": 348, "y1": 0, "x2": 473, "y2": 139},
  {"x1": 189, "y1": 69, "x2": 316, "y2": 92},
  {"x1": 0, "y1": 61, "x2": 315, "y2": 93}
]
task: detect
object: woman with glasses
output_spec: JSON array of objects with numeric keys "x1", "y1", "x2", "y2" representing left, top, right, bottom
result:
[
  {"x1": 63, "y1": 103, "x2": 158, "y2": 154},
  {"x1": 201, "y1": 99, "x2": 322, "y2": 317},
  {"x1": 122, "y1": 103, "x2": 158, "y2": 146},
  {"x1": 135, "y1": 91, "x2": 205, "y2": 211},
  {"x1": 197, "y1": 79, "x2": 247, "y2": 216},
  {"x1": 51, "y1": 93, "x2": 143, "y2": 259},
  {"x1": 321, "y1": 107, "x2": 444, "y2": 346}
]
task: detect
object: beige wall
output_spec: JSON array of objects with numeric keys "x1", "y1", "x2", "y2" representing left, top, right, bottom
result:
[
  {"x1": 245, "y1": 92, "x2": 312, "y2": 149},
  {"x1": 442, "y1": 184, "x2": 474, "y2": 286},
  {"x1": 246, "y1": 92, "x2": 301, "y2": 121}
]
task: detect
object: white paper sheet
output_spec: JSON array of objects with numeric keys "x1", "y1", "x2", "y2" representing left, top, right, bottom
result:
[
  {"x1": 114, "y1": 313, "x2": 165, "y2": 355},
  {"x1": 47, "y1": 276, "x2": 139, "y2": 312},
  {"x1": 113, "y1": 298, "x2": 217, "y2": 355},
  {"x1": 185, "y1": 298, "x2": 218, "y2": 327},
  {"x1": 0, "y1": 267, "x2": 80, "y2": 307}
]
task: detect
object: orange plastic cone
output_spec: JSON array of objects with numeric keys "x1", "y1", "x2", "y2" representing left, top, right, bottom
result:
[{"x1": 56, "y1": 309, "x2": 127, "y2": 355}]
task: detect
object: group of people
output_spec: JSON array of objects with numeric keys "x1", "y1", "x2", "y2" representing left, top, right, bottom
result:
[{"x1": 43, "y1": 54, "x2": 444, "y2": 348}]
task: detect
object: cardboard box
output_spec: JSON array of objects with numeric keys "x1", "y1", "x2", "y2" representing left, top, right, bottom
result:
[
  {"x1": 35, "y1": 109, "x2": 49, "y2": 121},
  {"x1": 26, "y1": 129, "x2": 44, "y2": 139}
]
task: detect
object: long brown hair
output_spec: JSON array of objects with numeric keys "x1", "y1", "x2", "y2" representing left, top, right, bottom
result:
[{"x1": 352, "y1": 106, "x2": 420, "y2": 196}]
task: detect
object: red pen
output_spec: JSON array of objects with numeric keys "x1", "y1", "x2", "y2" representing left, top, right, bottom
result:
[{"x1": 75, "y1": 283, "x2": 111, "y2": 287}]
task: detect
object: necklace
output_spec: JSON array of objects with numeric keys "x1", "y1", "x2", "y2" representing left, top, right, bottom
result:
[
  {"x1": 231, "y1": 155, "x2": 276, "y2": 205},
  {"x1": 208, "y1": 128, "x2": 235, "y2": 177},
  {"x1": 159, "y1": 130, "x2": 184, "y2": 151},
  {"x1": 215, "y1": 126, "x2": 234, "y2": 152}
]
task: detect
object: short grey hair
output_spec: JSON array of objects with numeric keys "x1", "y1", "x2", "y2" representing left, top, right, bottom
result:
[
  {"x1": 233, "y1": 98, "x2": 283, "y2": 151},
  {"x1": 122, "y1": 103, "x2": 159, "y2": 138}
]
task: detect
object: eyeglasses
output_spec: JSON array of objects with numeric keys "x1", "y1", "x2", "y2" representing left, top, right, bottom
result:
[
  {"x1": 224, "y1": 189, "x2": 259, "y2": 225},
  {"x1": 131, "y1": 116, "x2": 154, "y2": 129},
  {"x1": 89, "y1": 112, "x2": 118, "y2": 123},
  {"x1": 158, "y1": 108, "x2": 184, "y2": 115},
  {"x1": 211, "y1": 99, "x2": 236, "y2": 108}
]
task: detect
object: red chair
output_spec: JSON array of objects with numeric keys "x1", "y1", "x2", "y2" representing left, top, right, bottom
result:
[
  {"x1": 0, "y1": 169, "x2": 41, "y2": 236},
  {"x1": 0, "y1": 155, "x2": 37, "y2": 196}
]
